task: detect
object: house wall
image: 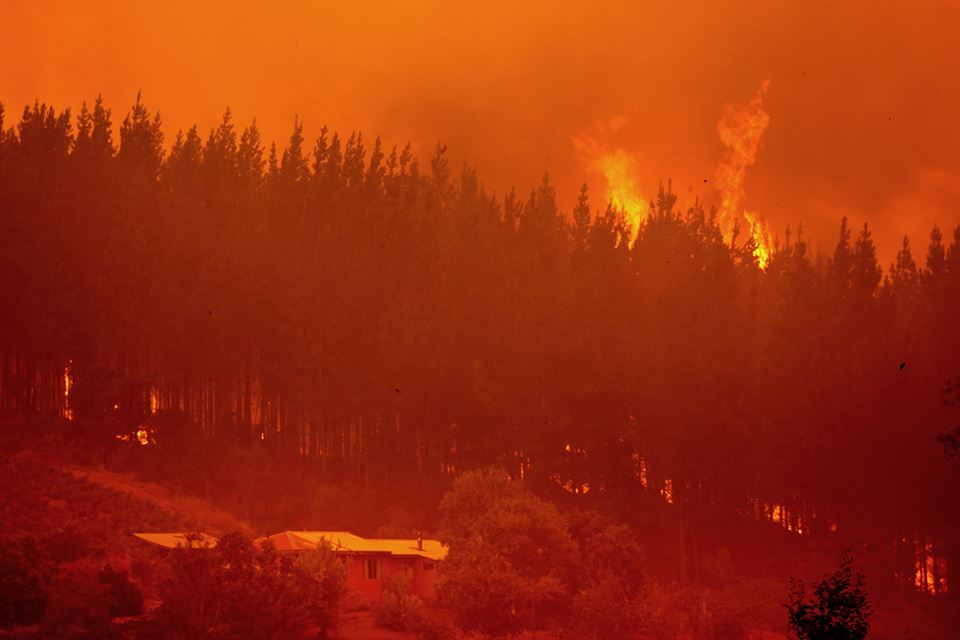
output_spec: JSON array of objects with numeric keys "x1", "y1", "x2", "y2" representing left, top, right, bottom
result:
[
  {"x1": 412, "y1": 556, "x2": 439, "y2": 601},
  {"x1": 342, "y1": 554, "x2": 439, "y2": 603}
]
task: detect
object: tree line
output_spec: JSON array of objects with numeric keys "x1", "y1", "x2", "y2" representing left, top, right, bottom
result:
[{"x1": 1, "y1": 95, "x2": 958, "y2": 599}]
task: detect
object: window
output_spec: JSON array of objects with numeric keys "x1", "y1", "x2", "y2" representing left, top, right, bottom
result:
[
  {"x1": 422, "y1": 561, "x2": 435, "y2": 571},
  {"x1": 364, "y1": 558, "x2": 381, "y2": 580}
]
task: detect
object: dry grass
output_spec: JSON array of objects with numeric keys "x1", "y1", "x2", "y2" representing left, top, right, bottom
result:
[{"x1": 66, "y1": 465, "x2": 253, "y2": 537}]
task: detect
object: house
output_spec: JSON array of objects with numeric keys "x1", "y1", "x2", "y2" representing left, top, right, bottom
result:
[
  {"x1": 133, "y1": 530, "x2": 446, "y2": 603},
  {"x1": 254, "y1": 531, "x2": 446, "y2": 603},
  {"x1": 133, "y1": 532, "x2": 218, "y2": 549}
]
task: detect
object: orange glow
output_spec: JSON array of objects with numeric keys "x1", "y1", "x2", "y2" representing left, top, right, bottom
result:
[
  {"x1": 661, "y1": 478, "x2": 674, "y2": 504},
  {"x1": 915, "y1": 537, "x2": 949, "y2": 594},
  {"x1": 149, "y1": 387, "x2": 159, "y2": 416},
  {"x1": 594, "y1": 151, "x2": 649, "y2": 245},
  {"x1": 115, "y1": 427, "x2": 153, "y2": 446},
  {"x1": 715, "y1": 81, "x2": 772, "y2": 268},
  {"x1": 62, "y1": 361, "x2": 73, "y2": 421},
  {"x1": 572, "y1": 117, "x2": 649, "y2": 245},
  {"x1": 631, "y1": 452, "x2": 649, "y2": 489},
  {"x1": 551, "y1": 474, "x2": 590, "y2": 495}
]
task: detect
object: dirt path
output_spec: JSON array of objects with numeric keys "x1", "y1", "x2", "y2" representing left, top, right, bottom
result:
[{"x1": 67, "y1": 465, "x2": 254, "y2": 536}]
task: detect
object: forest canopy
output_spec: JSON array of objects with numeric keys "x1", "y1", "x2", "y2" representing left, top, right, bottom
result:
[{"x1": 0, "y1": 96, "x2": 958, "y2": 605}]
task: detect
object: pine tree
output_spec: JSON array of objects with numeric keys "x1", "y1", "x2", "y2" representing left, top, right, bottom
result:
[
  {"x1": 850, "y1": 222, "x2": 881, "y2": 299},
  {"x1": 279, "y1": 117, "x2": 308, "y2": 184},
  {"x1": 118, "y1": 92, "x2": 163, "y2": 182},
  {"x1": 924, "y1": 225, "x2": 946, "y2": 279},
  {"x1": 890, "y1": 235, "x2": 918, "y2": 296},
  {"x1": 829, "y1": 217, "x2": 853, "y2": 296},
  {"x1": 945, "y1": 225, "x2": 960, "y2": 275},
  {"x1": 571, "y1": 183, "x2": 591, "y2": 254},
  {"x1": 237, "y1": 120, "x2": 264, "y2": 186}
]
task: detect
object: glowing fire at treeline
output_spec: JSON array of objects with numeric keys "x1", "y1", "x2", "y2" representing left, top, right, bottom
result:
[
  {"x1": 715, "y1": 80, "x2": 773, "y2": 268},
  {"x1": 582, "y1": 81, "x2": 773, "y2": 266}
]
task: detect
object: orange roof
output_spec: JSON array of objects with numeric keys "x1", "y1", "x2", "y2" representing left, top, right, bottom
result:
[{"x1": 254, "y1": 531, "x2": 447, "y2": 561}]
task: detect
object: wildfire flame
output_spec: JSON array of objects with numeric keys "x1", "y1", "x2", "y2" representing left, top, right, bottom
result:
[
  {"x1": 715, "y1": 80, "x2": 773, "y2": 268},
  {"x1": 574, "y1": 82, "x2": 772, "y2": 261},
  {"x1": 572, "y1": 117, "x2": 650, "y2": 246},
  {"x1": 595, "y1": 151, "x2": 649, "y2": 245}
]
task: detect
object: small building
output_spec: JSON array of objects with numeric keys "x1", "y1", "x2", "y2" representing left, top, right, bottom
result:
[
  {"x1": 254, "y1": 531, "x2": 446, "y2": 603},
  {"x1": 133, "y1": 532, "x2": 219, "y2": 549},
  {"x1": 133, "y1": 530, "x2": 446, "y2": 603}
]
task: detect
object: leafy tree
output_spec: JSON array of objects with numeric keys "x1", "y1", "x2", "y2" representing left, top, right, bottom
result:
[
  {"x1": 97, "y1": 564, "x2": 143, "y2": 617},
  {"x1": 566, "y1": 524, "x2": 649, "y2": 639},
  {"x1": 292, "y1": 541, "x2": 348, "y2": 639},
  {"x1": 157, "y1": 532, "x2": 346, "y2": 640},
  {"x1": 786, "y1": 550, "x2": 871, "y2": 640},
  {"x1": 437, "y1": 467, "x2": 577, "y2": 635},
  {"x1": 0, "y1": 542, "x2": 47, "y2": 628}
]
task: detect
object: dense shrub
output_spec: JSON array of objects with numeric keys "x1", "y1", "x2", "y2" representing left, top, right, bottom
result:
[
  {"x1": 0, "y1": 542, "x2": 47, "y2": 628},
  {"x1": 291, "y1": 539, "x2": 348, "y2": 639},
  {"x1": 40, "y1": 561, "x2": 118, "y2": 639},
  {"x1": 373, "y1": 573, "x2": 425, "y2": 630},
  {"x1": 43, "y1": 524, "x2": 89, "y2": 565},
  {"x1": 97, "y1": 564, "x2": 144, "y2": 617},
  {"x1": 158, "y1": 532, "x2": 347, "y2": 639}
]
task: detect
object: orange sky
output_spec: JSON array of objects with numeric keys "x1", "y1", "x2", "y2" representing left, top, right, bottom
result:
[{"x1": 2, "y1": 0, "x2": 958, "y2": 263}]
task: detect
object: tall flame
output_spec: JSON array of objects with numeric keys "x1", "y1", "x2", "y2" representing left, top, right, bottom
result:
[
  {"x1": 715, "y1": 80, "x2": 772, "y2": 268},
  {"x1": 574, "y1": 84, "x2": 772, "y2": 260},
  {"x1": 595, "y1": 150, "x2": 649, "y2": 245},
  {"x1": 572, "y1": 117, "x2": 649, "y2": 246}
]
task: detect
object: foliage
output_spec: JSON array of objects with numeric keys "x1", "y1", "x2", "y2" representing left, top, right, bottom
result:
[
  {"x1": 97, "y1": 564, "x2": 144, "y2": 617},
  {"x1": 0, "y1": 541, "x2": 47, "y2": 629},
  {"x1": 565, "y1": 524, "x2": 649, "y2": 639},
  {"x1": 157, "y1": 532, "x2": 347, "y2": 640},
  {"x1": 40, "y1": 561, "x2": 118, "y2": 639},
  {"x1": 936, "y1": 374, "x2": 960, "y2": 467},
  {"x1": 438, "y1": 468, "x2": 577, "y2": 635},
  {"x1": 292, "y1": 541, "x2": 348, "y2": 638},
  {"x1": 1, "y1": 94, "x2": 960, "y2": 637},
  {"x1": 786, "y1": 550, "x2": 871, "y2": 640},
  {"x1": 373, "y1": 572, "x2": 425, "y2": 631}
]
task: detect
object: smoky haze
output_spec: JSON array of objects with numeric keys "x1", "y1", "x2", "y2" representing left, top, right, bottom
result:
[{"x1": 2, "y1": 0, "x2": 958, "y2": 261}]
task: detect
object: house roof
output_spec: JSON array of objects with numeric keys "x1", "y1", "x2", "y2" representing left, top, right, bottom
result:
[
  {"x1": 133, "y1": 532, "x2": 218, "y2": 549},
  {"x1": 131, "y1": 530, "x2": 447, "y2": 561},
  {"x1": 255, "y1": 531, "x2": 447, "y2": 561}
]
